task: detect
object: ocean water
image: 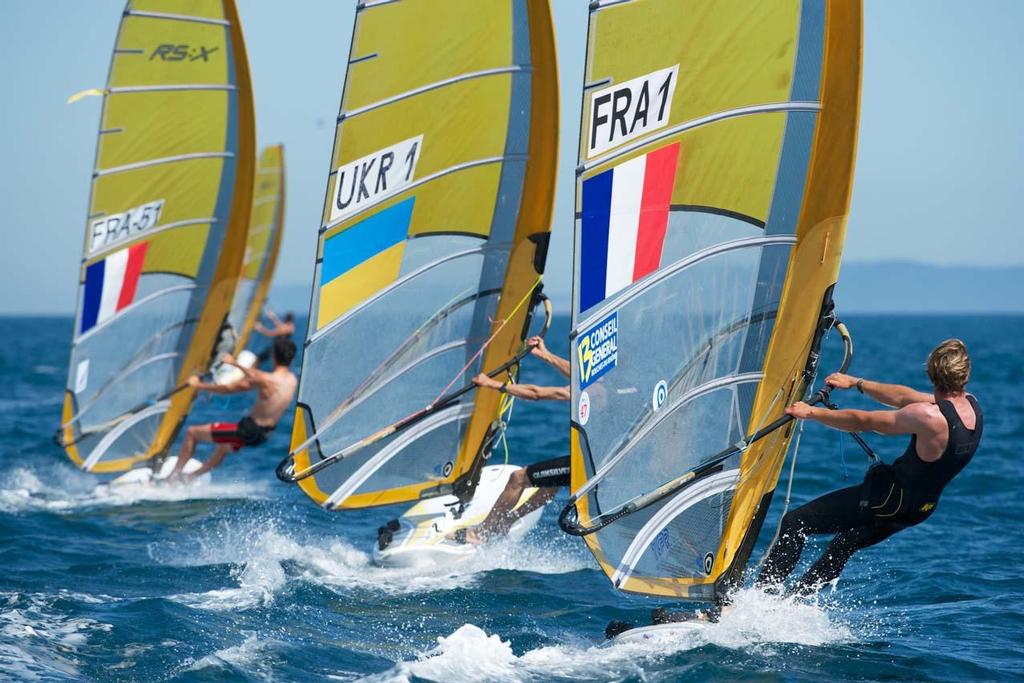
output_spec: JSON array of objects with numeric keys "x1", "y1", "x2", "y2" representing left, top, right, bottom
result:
[{"x1": 1, "y1": 314, "x2": 1022, "y2": 682}]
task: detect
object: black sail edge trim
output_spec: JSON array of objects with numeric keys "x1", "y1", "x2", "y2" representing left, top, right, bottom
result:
[{"x1": 573, "y1": 204, "x2": 765, "y2": 229}]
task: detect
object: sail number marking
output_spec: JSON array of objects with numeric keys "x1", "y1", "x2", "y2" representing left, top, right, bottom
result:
[
  {"x1": 330, "y1": 135, "x2": 423, "y2": 223},
  {"x1": 89, "y1": 199, "x2": 164, "y2": 254},
  {"x1": 587, "y1": 65, "x2": 678, "y2": 158}
]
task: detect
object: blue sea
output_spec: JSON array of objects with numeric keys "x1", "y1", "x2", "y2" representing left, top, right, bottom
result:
[{"x1": 1, "y1": 314, "x2": 1022, "y2": 682}]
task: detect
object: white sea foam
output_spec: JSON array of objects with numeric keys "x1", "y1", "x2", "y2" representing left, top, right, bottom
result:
[
  {"x1": 0, "y1": 463, "x2": 266, "y2": 514},
  {"x1": 0, "y1": 592, "x2": 112, "y2": 681},
  {"x1": 184, "y1": 631, "x2": 279, "y2": 680},
  {"x1": 161, "y1": 518, "x2": 589, "y2": 611},
  {"x1": 366, "y1": 589, "x2": 853, "y2": 683}
]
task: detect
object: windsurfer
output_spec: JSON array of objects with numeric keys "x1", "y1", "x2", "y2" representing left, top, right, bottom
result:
[
  {"x1": 255, "y1": 309, "x2": 295, "y2": 364},
  {"x1": 757, "y1": 339, "x2": 982, "y2": 594},
  {"x1": 168, "y1": 337, "x2": 298, "y2": 482},
  {"x1": 452, "y1": 336, "x2": 569, "y2": 545}
]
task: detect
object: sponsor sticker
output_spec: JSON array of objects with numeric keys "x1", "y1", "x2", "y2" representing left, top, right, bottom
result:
[
  {"x1": 577, "y1": 311, "x2": 618, "y2": 390},
  {"x1": 587, "y1": 65, "x2": 678, "y2": 157},
  {"x1": 330, "y1": 135, "x2": 423, "y2": 223},
  {"x1": 578, "y1": 390, "x2": 591, "y2": 426},
  {"x1": 89, "y1": 199, "x2": 164, "y2": 253},
  {"x1": 652, "y1": 380, "x2": 668, "y2": 411},
  {"x1": 75, "y1": 359, "x2": 89, "y2": 394},
  {"x1": 703, "y1": 552, "x2": 715, "y2": 576}
]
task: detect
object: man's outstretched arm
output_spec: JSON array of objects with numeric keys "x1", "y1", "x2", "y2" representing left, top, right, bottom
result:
[
  {"x1": 786, "y1": 400, "x2": 932, "y2": 436},
  {"x1": 527, "y1": 336, "x2": 570, "y2": 379},
  {"x1": 188, "y1": 374, "x2": 252, "y2": 395},
  {"x1": 825, "y1": 372, "x2": 933, "y2": 408},
  {"x1": 472, "y1": 372, "x2": 569, "y2": 401}
]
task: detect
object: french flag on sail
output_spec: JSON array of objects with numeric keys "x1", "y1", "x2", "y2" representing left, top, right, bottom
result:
[
  {"x1": 579, "y1": 142, "x2": 679, "y2": 312},
  {"x1": 80, "y1": 242, "x2": 149, "y2": 334}
]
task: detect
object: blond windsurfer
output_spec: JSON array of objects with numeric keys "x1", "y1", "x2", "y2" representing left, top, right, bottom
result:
[
  {"x1": 167, "y1": 337, "x2": 298, "y2": 483},
  {"x1": 451, "y1": 336, "x2": 570, "y2": 545},
  {"x1": 756, "y1": 339, "x2": 982, "y2": 595}
]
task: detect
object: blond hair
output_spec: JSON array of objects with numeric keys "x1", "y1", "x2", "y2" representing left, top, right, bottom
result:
[{"x1": 926, "y1": 339, "x2": 970, "y2": 394}]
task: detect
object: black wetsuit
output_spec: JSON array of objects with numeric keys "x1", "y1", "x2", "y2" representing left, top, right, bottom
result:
[{"x1": 758, "y1": 396, "x2": 982, "y2": 593}]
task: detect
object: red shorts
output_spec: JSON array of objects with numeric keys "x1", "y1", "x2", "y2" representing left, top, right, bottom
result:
[{"x1": 210, "y1": 416, "x2": 271, "y2": 452}]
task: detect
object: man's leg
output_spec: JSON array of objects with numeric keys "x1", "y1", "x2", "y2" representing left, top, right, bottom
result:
[
  {"x1": 791, "y1": 522, "x2": 903, "y2": 595},
  {"x1": 187, "y1": 444, "x2": 233, "y2": 480},
  {"x1": 171, "y1": 424, "x2": 213, "y2": 475},
  {"x1": 758, "y1": 484, "x2": 867, "y2": 587},
  {"x1": 465, "y1": 468, "x2": 531, "y2": 542}
]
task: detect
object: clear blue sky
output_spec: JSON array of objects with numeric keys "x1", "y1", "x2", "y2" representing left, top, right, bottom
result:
[{"x1": 1, "y1": 1, "x2": 1021, "y2": 313}]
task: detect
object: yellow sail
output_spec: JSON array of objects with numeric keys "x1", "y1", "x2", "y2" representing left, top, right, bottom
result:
[
  {"x1": 228, "y1": 144, "x2": 286, "y2": 353},
  {"x1": 285, "y1": 0, "x2": 558, "y2": 510},
  {"x1": 564, "y1": 0, "x2": 861, "y2": 599},
  {"x1": 60, "y1": 0, "x2": 256, "y2": 474}
]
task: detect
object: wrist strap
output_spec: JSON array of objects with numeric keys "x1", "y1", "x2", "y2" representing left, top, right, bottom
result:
[
  {"x1": 856, "y1": 378, "x2": 865, "y2": 394},
  {"x1": 499, "y1": 381, "x2": 508, "y2": 394}
]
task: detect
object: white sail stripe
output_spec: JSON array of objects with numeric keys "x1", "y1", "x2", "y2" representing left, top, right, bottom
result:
[
  {"x1": 97, "y1": 248, "x2": 129, "y2": 323},
  {"x1": 125, "y1": 10, "x2": 230, "y2": 26},
  {"x1": 573, "y1": 372, "x2": 763, "y2": 499},
  {"x1": 604, "y1": 154, "x2": 645, "y2": 295},
  {"x1": 341, "y1": 65, "x2": 528, "y2": 120},
  {"x1": 74, "y1": 284, "x2": 196, "y2": 345},
  {"x1": 321, "y1": 155, "x2": 527, "y2": 231},
  {"x1": 82, "y1": 401, "x2": 171, "y2": 471},
  {"x1": 94, "y1": 152, "x2": 234, "y2": 177},
  {"x1": 611, "y1": 468, "x2": 741, "y2": 587},
  {"x1": 580, "y1": 101, "x2": 821, "y2": 174},
  {"x1": 358, "y1": 0, "x2": 401, "y2": 9},
  {"x1": 324, "y1": 404, "x2": 472, "y2": 509},
  {"x1": 308, "y1": 243, "x2": 507, "y2": 345},
  {"x1": 575, "y1": 235, "x2": 796, "y2": 333},
  {"x1": 109, "y1": 84, "x2": 235, "y2": 93},
  {"x1": 86, "y1": 218, "x2": 217, "y2": 261}
]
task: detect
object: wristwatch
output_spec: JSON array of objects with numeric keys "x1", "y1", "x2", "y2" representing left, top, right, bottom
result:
[
  {"x1": 499, "y1": 382, "x2": 508, "y2": 394},
  {"x1": 856, "y1": 378, "x2": 865, "y2": 394}
]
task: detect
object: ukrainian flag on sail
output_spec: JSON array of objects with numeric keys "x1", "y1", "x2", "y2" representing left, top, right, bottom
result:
[{"x1": 317, "y1": 197, "x2": 415, "y2": 328}]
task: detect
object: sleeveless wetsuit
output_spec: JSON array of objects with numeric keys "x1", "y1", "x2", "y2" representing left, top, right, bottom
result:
[{"x1": 758, "y1": 396, "x2": 982, "y2": 593}]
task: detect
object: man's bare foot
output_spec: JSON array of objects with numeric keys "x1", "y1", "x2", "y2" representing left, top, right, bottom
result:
[{"x1": 446, "y1": 526, "x2": 486, "y2": 545}]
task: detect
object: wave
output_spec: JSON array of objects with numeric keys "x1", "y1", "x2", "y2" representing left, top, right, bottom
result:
[
  {"x1": 158, "y1": 518, "x2": 591, "y2": 611},
  {"x1": 0, "y1": 463, "x2": 267, "y2": 514},
  {"x1": 0, "y1": 591, "x2": 112, "y2": 681},
  {"x1": 366, "y1": 589, "x2": 854, "y2": 683}
]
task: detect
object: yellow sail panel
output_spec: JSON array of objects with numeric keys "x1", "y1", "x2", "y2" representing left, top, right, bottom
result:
[
  {"x1": 59, "y1": 0, "x2": 255, "y2": 473},
  {"x1": 287, "y1": 0, "x2": 558, "y2": 510},
  {"x1": 567, "y1": 0, "x2": 861, "y2": 600},
  {"x1": 228, "y1": 145, "x2": 287, "y2": 353}
]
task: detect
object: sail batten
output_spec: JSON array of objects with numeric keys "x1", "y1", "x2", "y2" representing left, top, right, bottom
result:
[
  {"x1": 286, "y1": 0, "x2": 558, "y2": 510},
  {"x1": 566, "y1": 0, "x2": 861, "y2": 600}
]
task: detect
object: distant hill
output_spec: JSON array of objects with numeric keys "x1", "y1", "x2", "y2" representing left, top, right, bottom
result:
[{"x1": 268, "y1": 261, "x2": 1024, "y2": 318}]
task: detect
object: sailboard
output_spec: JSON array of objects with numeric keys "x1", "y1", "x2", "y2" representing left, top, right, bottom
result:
[
  {"x1": 277, "y1": 0, "x2": 559, "y2": 514},
  {"x1": 560, "y1": 0, "x2": 862, "y2": 603},
  {"x1": 58, "y1": 0, "x2": 256, "y2": 474}
]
